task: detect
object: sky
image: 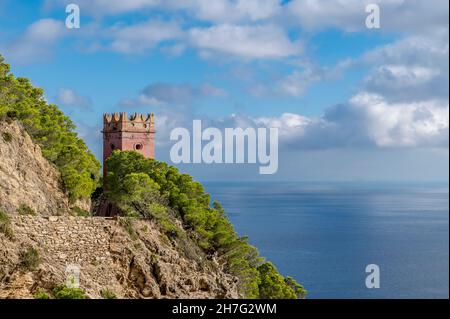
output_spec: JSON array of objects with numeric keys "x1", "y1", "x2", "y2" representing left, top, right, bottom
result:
[{"x1": 0, "y1": 0, "x2": 448, "y2": 182}]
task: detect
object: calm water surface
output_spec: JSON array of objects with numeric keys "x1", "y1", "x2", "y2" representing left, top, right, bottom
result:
[{"x1": 203, "y1": 182, "x2": 449, "y2": 299}]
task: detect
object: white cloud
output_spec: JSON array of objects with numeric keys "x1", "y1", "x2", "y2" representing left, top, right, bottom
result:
[
  {"x1": 37, "y1": 0, "x2": 448, "y2": 64},
  {"x1": 249, "y1": 59, "x2": 352, "y2": 97},
  {"x1": 362, "y1": 30, "x2": 449, "y2": 102},
  {"x1": 198, "y1": 83, "x2": 227, "y2": 97},
  {"x1": 1, "y1": 19, "x2": 66, "y2": 64},
  {"x1": 363, "y1": 30, "x2": 449, "y2": 69},
  {"x1": 44, "y1": 0, "x2": 160, "y2": 16},
  {"x1": 45, "y1": 0, "x2": 282, "y2": 22},
  {"x1": 249, "y1": 29, "x2": 450, "y2": 149},
  {"x1": 348, "y1": 93, "x2": 448, "y2": 147},
  {"x1": 278, "y1": 69, "x2": 320, "y2": 97},
  {"x1": 207, "y1": 28, "x2": 449, "y2": 149},
  {"x1": 120, "y1": 82, "x2": 227, "y2": 107},
  {"x1": 188, "y1": 24, "x2": 302, "y2": 59},
  {"x1": 160, "y1": 43, "x2": 186, "y2": 57},
  {"x1": 141, "y1": 83, "x2": 193, "y2": 105},
  {"x1": 287, "y1": 0, "x2": 369, "y2": 31},
  {"x1": 255, "y1": 113, "x2": 312, "y2": 139},
  {"x1": 110, "y1": 20, "x2": 182, "y2": 54},
  {"x1": 364, "y1": 65, "x2": 445, "y2": 102},
  {"x1": 46, "y1": 0, "x2": 448, "y2": 33},
  {"x1": 56, "y1": 88, "x2": 93, "y2": 110},
  {"x1": 369, "y1": 65, "x2": 440, "y2": 87},
  {"x1": 287, "y1": 0, "x2": 449, "y2": 32},
  {"x1": 7, "y1": 0, "x2": 448, "y2": 153},
  {"x1": 166, "y1": 0, "x2": 281, "y2": 23},
  {"x1": 139, "y1": 26, "x2": 449, "y2": 151},
  {"x1": 224, "y1": 93, "x2": 448, "y2": 149}
]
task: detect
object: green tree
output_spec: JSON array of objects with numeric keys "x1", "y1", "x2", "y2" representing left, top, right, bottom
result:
[
  {"x1": 257, "y1": 262, "x2": 305, "y2": 299},
  {"x1": 104, "y1": 151, "x2": 305, "y2": 299},
  {"x1": 0, "y1": 55, "x2": 100, "y2": 201},
  {"x1": 285, "y1": 276, "x2": 307, "y2": 299},
  {"x1": 53, "y1": 285, "x2": 87, "y2": 299}
]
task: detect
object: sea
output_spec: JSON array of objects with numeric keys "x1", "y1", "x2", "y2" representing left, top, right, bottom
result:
[{"x1": 203, "y1": 181, "x2": 449, "y2": 299}]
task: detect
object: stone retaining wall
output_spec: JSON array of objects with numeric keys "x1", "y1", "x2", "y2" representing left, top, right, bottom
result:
[{"x1": 11, "y1": 215, "x2": 116, "y2": 266}]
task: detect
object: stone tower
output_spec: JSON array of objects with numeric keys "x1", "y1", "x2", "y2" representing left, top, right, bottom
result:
[{"x1": 102, "y1": 112, "x2": 155, "y2": 176}]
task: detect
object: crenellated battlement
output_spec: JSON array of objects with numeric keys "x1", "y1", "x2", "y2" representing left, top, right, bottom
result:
[
  {"x1": 103, "y1": 112, "x2": 155, "y2": 133},
  {"x1": 102, "y1": 111, "x2": 156, "y2": 177}
]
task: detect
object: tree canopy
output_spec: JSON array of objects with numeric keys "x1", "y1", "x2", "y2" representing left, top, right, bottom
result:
[
  {"x1": 104, "y1": 150, "x2": 306, "y2": 299},
  {"x1": 0, "y1": 55, "x2": 100, "y2": 201},
  {"x1": 0, "y1": 53, "x2": 306, "y2": 299}
]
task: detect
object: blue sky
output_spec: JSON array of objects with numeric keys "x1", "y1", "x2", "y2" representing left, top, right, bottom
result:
[{"x1": 0, "y1": 0, "x2": 448, "y2": 182}]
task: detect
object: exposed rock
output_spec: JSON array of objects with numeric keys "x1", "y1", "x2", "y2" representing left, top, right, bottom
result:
[
  {"x1": 0, "y1": 120, "x2": 239, "y2": 299},
  {"x1": 0, "y1": 216, "x2": 239, "y2": 299},
  {"x1": 0, "y1": 121, "x2": 72, "y2": 215}
]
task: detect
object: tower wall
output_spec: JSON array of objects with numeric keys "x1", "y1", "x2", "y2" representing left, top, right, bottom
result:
[{"x1": 102, "y1": 112, "x2": 155, "y2": 177}]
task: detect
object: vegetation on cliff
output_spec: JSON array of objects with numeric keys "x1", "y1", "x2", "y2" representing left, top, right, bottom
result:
[
  {"x1": 0, "y1": 211, "x2": 13, "y2": 240},
  {"x1": 0, "y1": 54, "x2": 306, "y2": 299},
  {"x1": 0, "y1": 55, "x2": 100, "y2": 201},
  {"x1": 104, "y1": 151, "x2": 307, "y2": 299}
]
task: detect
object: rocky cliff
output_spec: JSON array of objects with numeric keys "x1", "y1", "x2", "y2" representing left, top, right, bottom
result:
[
  {"x1": 0, "y1": 121, "x2": 73, "y2": 215},
  {"x1": 0, "y1": 120, "x2": 239, "y2": 299},
  {"x1": 0, "y1": 215, "x2": 238, "y2": 299}
]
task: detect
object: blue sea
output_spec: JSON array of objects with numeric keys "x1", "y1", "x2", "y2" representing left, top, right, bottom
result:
[{"x1": 203, "y1": 182, "x2": 449, "y2": 299}]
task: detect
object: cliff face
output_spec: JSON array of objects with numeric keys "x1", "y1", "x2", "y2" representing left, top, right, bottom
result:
[
  {"x1": 0, "y1": 121, "x2": 239, "y2": 299},
  {"x1": 0, "y1": 121, "x2": 71, "y2": 215},
  {"x1": 0, "y1": 215, "x2": 238, "y2": 299}
]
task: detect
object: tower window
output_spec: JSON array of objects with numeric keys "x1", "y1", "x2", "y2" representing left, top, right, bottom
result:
[
  {"x1": 110, "y1": 143, "x2": 115, "y2": 150},
  {"x1": 135, "y1": 143, "x2": 143, "y2": 150}
]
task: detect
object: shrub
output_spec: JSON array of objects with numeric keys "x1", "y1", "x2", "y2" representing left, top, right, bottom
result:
[
  {"x1": 20, "y1": 247, "x2": 41, "y2": 270},
  {"x1": 0, "y1": 210, "x2": 14, "y2": 239},
  {"x1": 100, "y1": 288, "x2": 117, "y2": 299},
  {"x1": 2, "y1": 131, "x2": 12, "y2": 142},
  {"x1": 285, "y1": 276, "x2": 307, "y2": 299},
  {"x1": 34, "y1": 289, "x2": 50, "y2": 299},
  {"x1": 71, "y1": 207, "x2": 90, "y2": 217},
  {"x1": 118, "y1": 217, "x2": 138, "y2": 240},
  {"x1": 0, "y1": 55, "x2": 101, "y2": 201},
  {"x1": 53, "y1": 285, "x2": 87, "y2": 299},
  {"x1": 17, "y1": 204, "x2": 35, "y2": 216},
  {"x1": 159, "y1": 218, "x2": 180, "y2": 238},
  {"x1": 104, "y1": 151, "x2": 305, "y2": 298},
  {"x1": 257, "y1": 263, "x2": 306, "y2": 299}
]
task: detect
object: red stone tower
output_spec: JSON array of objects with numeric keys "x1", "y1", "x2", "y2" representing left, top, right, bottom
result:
[{"x1": 102, "y1": 112, "x2": 155, "y2": 176}]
